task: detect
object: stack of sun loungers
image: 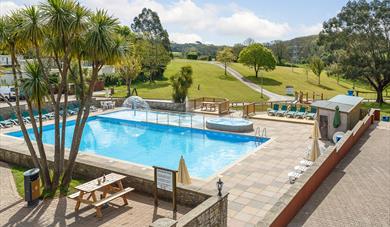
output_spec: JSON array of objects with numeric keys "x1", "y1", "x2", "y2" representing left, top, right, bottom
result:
[
  {"x1": 267, "y1": 104, "x2": 317, "y2": 120},
  {"x1": 288, "y1": 159, "x2": 314, "y2": 184}
]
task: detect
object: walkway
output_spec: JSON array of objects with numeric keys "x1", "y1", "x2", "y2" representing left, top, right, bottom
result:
[
  {"x1": 0, "y1": 162, "x2": 190, "y2": 227},
  {"x1": 211, "y1": 62, "x2": 294, "y2": 102},
  {"x1": 289, "y1": 122, "x2": 390, "y2": 226}
]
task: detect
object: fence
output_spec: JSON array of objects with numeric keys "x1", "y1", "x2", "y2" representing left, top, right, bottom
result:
[{"x1": 295, "y1": 91, "x2": 325, "y2": 103}]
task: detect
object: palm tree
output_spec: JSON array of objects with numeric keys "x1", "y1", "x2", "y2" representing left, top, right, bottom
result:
[
  {"x1": 21, "y1": 61, "x2": 49, "y2": 137},
  {"x1": 61, "y1": 9, "x2": 125, "y2": 188}
]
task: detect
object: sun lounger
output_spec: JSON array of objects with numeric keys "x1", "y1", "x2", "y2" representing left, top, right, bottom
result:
[
  {"x1": 22, "y1": 111, "x2": 31, "y2": 123},
  {"x1": 295, "y1": 106, "x2": 307, "y2": 119},
  {"x1": 267, "y1": 104, "x2": 279, "y2": 116},
  {"x1": 0, "y1": 116, "x2": 14, "y2": 128},
  {"x1": 42, "y1": 109, "x2": 54, "y2": 119},
  {"x1": 285, "y1": 106, "x2": 297, "y2": 118},
  {"x1": 294, "y1": 165, "x2": 309, "y2": 173},
  {"x1": 300, "y1": 160, "x2": 313, "y2": 167},
  {"x1": 306, "y1": 107, "x2": 317, "y2": 120},
  {"x1": 288, "y1": 171, "x2": 302, "y2": 184},
  {"x1": 33, "y1": 110, "x2": 48, "y2": 121},
  {"x1": 276, "y1": 104, "x2": 288, "y2": 116}
]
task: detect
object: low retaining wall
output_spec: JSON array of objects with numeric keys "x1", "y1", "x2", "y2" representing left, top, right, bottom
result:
[
  {"x1": 150, "y1": 193, "x2": 229, "y2": 227},
  {"x1": 259, "y1": 109, "x2": 378, "y2": 226},
  {"x1": 145, "y1": 99, "x2": 186, "y2": 112},
  {"x1": 0, "y1": 146, "x2": 210, "y2": 207}
]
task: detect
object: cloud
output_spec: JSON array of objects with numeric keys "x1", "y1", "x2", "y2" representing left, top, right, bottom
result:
[
  {"x1": 0, "y1": 1, "x2": 23, "y2": 16},
  {"x1": 297, "y1": 23, "x2": 323, "y2": 36},
  {"x1": 170, "y1": 32, "x2": 202, "y2": 44},
  {"x1": 215, "y1": 11, "x2": 291, "y2": 41}
]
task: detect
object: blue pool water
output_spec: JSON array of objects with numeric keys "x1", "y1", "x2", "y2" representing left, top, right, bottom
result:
[{"x1": 8, "y1": 111, "x2": 268, "y2": 179}]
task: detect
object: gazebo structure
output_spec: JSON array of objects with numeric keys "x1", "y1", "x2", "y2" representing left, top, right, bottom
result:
[{"x1": 311, "y1": 95, "x2": 363, "y2": 140}]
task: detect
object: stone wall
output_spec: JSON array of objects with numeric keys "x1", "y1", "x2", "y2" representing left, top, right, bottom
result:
[
  {"x1": 145, "y1": 99, "x2": 186, "y2": 112},
  {"x1": 259, "y1": 109, "x2": 378, "y2": 227},
  {"x1": 150, "y1": 193, "x2": 229, "y2": 227},
  {"x1": 0, "y1": 145, "x2": 210, "y2": 207}
]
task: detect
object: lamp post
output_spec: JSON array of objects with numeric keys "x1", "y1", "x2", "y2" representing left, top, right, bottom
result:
[{"x1": 216, "y1": 178, "x2": 224, "y2": 197}]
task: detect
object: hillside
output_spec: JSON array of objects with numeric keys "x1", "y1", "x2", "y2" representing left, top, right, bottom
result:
[{"x1": 112, "y1": 60, "x2": 266, "y2": 102}]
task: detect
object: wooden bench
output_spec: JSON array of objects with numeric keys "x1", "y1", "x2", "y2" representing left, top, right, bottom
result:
[{"x1": 93, "y1": 187, "x2": 133, "y2": 217}]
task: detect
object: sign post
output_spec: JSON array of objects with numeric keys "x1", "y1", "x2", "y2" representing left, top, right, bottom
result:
[{"x1": 153, "y1": 166, "x2": 177, "y2": 212}]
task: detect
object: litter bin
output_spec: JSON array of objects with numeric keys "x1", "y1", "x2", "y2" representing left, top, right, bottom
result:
[
  {"x1": 347, "y1": 90, "x2": 354, "y2": 96},
  {"x1": 24, "y1": 168, "x2": 40, "y2": 207}
]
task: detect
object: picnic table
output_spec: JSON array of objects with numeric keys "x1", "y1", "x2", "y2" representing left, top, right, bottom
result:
[
  {"x1": 68, "y1": 173, "x2": 133, "y2": 218},
  {"x1": 201, "y1": 101, "x2": 216, "y2": 112}
]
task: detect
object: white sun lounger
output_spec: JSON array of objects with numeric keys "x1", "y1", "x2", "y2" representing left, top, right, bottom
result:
[
  {"x1": 300, "y1": 160, "x2": 313, "y2": 167},
  {"x1": 294, "y1": 165, "x2": 309, "y2": 173},
  {"x1": 288, "y1": 171, "x2": 302, "y2": 184}
]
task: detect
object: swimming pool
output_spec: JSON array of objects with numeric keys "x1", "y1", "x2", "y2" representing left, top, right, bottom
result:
[{"x1": 8, "y1": 110, "x2": 269, "y2": 179}]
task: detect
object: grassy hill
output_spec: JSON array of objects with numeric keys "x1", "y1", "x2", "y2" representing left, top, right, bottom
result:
[
  {"x1": 112, "y1": 60, "x2": 266, "y2": 102},
  {"x1": 230, "y1": 63, "x2": 374, "y2": 99}
]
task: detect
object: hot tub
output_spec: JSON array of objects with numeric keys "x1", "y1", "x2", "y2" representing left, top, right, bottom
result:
[{"x1": 206, "y1": 118, "x2": 254, "y2": 132}]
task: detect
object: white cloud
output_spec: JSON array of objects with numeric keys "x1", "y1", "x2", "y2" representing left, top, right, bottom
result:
[
  {"x1": 216, "y1": 11, "x2": 290, "y2": 41},
  {"x1": 1, "y1": 0, "x2": 323, "y2": 44},
  {"x1": 170, "y1": 32, "x2": 202, "y2": 44},
  {"x1": 297, "y1": 23, "x2": 323, "y2": 36},
  {"x1": 0, "y1": 1, "x2": 23, "y2": 16}
]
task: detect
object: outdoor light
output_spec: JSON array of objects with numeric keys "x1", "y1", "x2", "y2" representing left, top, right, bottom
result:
[{"x1": 216, "y1": 178, "x2": 224, "y2": 197}]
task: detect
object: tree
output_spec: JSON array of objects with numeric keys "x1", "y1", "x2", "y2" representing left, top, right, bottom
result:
[
  {"x1": 116, "y1": 55, "x2": 142, "y2": 97},
  {"x1": 216, "y1": 47, "x2": 234, "y2": 76},
  {"x1": 303, "y1": 64, "x2": 310, "y2": 81},
  {"x1": 232, "y1": 43, "x2": 245, "y2": 61},
  {"x1": 0, "y1": 1, "x2": 125, "y2": 194},
  {"x1": 319, "y1": 0, "x2": 389, "y2": 103},
  {"x1": 20, "y1": 61, "x2": 49, "y2": 138},
  {"x1": 270, "y1": 40, "x2": 287, "y2": 65},
  {"x1": 170, "y1": 65, "x2": 193, "y2": 103},
  {"x1": 309, "y1": 56, "x2": 325, "y2": 85},
  {"x1": 131, "y1": 8, "x2": 171, "y2": 81},
  {"x1": 238, "y1": 43, "x2": 276, "y2": 78}
]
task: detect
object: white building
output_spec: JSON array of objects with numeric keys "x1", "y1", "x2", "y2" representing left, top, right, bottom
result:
[{"x1": 0, "y1": 55, "x2": 24, "y2": 66}]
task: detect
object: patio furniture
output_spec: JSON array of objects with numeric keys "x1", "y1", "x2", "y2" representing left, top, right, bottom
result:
[
  {"x1": 33, "y1": 110, "x2": 48, "y2": 121},
  {"x1": 306, "y1": 107, "x2": 317, "y2": 120},
  {"x1": 276, "y1": 104, "x2": 288, "y2": 116},
  {"x1": 42, "y1": 109, "x2": 54, "y2": 120},
  {"x1": 201, "y1": 101, "x2": 216, "y2": 112},
  {"x1": 90, "y1": 105, "x2": 98, "y2": 112},
  {"x1": 294, "y1": 165, "x2": 308, "y2": 173},
  {"x1": 300, "y1": 159, "x2": 313, "y2": 167},
  {"x1": 22, "y1": 111, "x2": 31, "y2": 123},
  {"x1": 68, "y1": 173, "x2": 133, "y2": 218},
  {"x1": 285, "y1": 106, "x2": 297, "y2": 118},
  {"x1": 0, "y1": 116, "x2": 14, "y2": 128},
  {"x1": 288, "y1": 171, "x2": 302, "y2": 184},
  {"x1": 267, "y1": 104, "x2": 279, "y2": 116},
  {"x1": 10, "y1": 112, "x2": 21, "y2": 125},
  {"x1": 295, "y1": 106, "x2": 307, "y2": 119}
]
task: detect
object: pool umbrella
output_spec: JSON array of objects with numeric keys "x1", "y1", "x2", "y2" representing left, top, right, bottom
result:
[
  {"x1": 308, "y1": 121, "x2": 320, "y2": 161},
  {"x1": 333, "y1": 105, "x2": 341, "y2": 128},
  {"x1": 177, "y1": 155, "x2": 191, "y2": 185}
]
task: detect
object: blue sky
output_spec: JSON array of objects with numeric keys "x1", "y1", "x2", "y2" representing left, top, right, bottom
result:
[{"x1": 1, "y1": 0, "x2": 349, "y2": 45}]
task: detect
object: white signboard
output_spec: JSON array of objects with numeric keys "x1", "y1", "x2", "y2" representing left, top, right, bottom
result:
[{"x1": 156, "y1": 168, "x2": 173, "y2": 192}]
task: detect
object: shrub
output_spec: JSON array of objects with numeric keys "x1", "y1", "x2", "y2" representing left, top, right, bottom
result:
[
  {"x1": 186, "y1": 52, "x2": 198, "y2": 60},
  {"x1": 170, "y1": 65, "x2": 193, "y2": 103}
]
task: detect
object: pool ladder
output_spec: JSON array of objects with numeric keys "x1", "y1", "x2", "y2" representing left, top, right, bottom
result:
[{"x1": 254, "y1": 127, "x2": 267, "y2": 142}]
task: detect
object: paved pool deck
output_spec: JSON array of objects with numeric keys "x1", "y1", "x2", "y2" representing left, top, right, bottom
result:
[
  {"x1": 289, "y1": 122, "x2": 390, "y2": 227},
  {"x1": 0, "y1": 109, "x2": 325, "y2": 226}
]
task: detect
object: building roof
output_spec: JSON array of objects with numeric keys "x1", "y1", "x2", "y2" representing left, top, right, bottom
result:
[{"x1": 311, "y1": 95, "x2": 363, "y2": 113}]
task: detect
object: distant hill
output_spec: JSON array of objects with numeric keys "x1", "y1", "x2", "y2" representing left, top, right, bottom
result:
[{"x1": 170, "y1": 35, "x2": 320, "y2": 62}]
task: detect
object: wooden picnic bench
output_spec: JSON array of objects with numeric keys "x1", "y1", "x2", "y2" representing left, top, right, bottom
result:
[
  {"x1": 201, "y1": 101, "x2": 217, "y2": 112},
  {"x1": 68, "y1": 173, "x2": 133, "y2": 218}
]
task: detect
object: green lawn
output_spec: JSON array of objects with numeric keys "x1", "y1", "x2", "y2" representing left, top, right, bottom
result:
[
  {"x1": 230, "y1": 63, "x2": 375, "y2": 99},
  {"x1": 362, "y1": 102, "x2": 390, "y2": 116},
  {"x1": 11, "y1": 165, "x2": 86, "y2": 198},
  {"x1": 111, "y1": 60, "x2": 267, "y2": 102}
]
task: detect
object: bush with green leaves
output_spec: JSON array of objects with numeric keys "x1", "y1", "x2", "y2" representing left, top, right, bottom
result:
[{"x1": 170, "y1": 65, "x2": 193, "y2": 103}]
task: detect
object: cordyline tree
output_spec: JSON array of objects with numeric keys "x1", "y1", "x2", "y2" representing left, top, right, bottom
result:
[
  {"x1": 0, "y1": 0, "x2": 125, "y2": 194},
  {"x1": 319, "y1": 0, "x2": 390, "y2": 103}
]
